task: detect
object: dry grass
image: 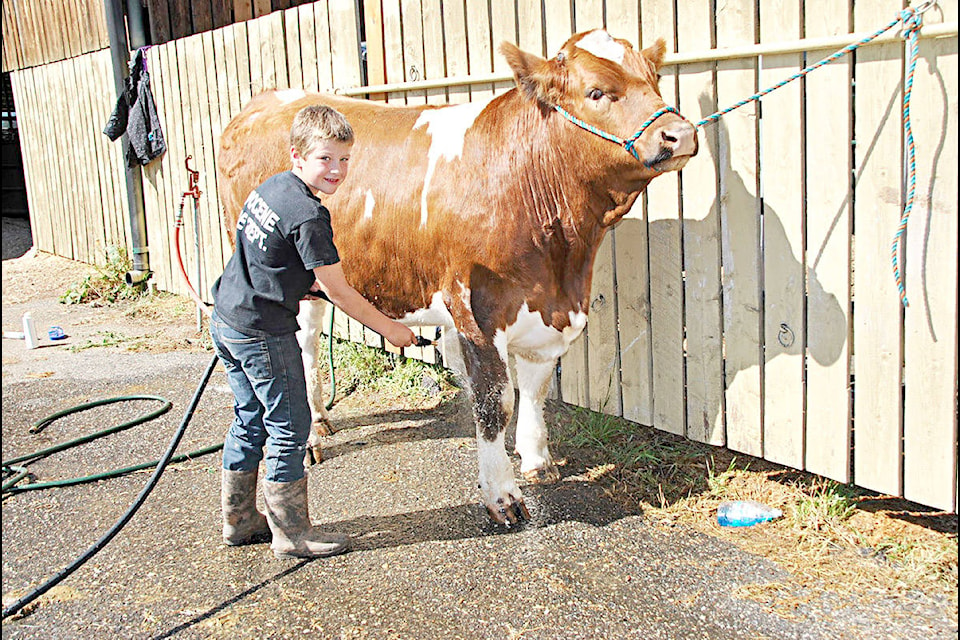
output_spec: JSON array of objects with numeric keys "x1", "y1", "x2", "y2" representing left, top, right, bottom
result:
[{"x1": 549, "y1": 403, "x2": 958, "y2": 620}]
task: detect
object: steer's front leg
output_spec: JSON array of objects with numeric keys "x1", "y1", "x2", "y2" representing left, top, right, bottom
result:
[
  {"x1": 513, "y1": 354, "x2": 560, "y2": 483},
  {"x1": 459, "y1": 335, "x2": 530, "y2": 525},
  {"x1": 296, "y1": 299, "x2": 332, "y2": 465}
]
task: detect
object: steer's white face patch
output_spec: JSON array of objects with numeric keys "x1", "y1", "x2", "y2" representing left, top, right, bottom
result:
[
  {"x1": 413, "y1": 100, "x2": 490, "y2": 227},
  {"x1": 575, "y1": 29, "x2": 625, "y2": 65},
  {"x1": 363, "y1": 190, "x2": 375, "y2": 220},
  {"x1": 275, "y1": 89, "x2": 307, "y2": 104}
]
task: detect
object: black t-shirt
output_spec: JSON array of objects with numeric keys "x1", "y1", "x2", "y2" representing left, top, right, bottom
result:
[{"x1": 212, "y1": 171, "x2": 341, "y2": 335}]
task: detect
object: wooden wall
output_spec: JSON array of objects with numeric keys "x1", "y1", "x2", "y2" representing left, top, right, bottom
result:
[
  {"x1": 1, "y1": 0, "x2": 109, "y2": 71},
  {"x1": 8, "y1": 0, "x2": 959, "y2": 512}
]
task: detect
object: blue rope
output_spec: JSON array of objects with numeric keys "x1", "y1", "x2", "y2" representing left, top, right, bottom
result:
[
  {"x1": 891, "y1": 7, "x2": 925, "y2": 307},
  {"x1": 554, "y1": 4, "x2": 931, "y2": 307}
]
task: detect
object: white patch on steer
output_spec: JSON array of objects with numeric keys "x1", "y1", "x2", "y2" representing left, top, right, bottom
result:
[
  {"x1": 413, "y1": 100, "x2": 490, "y2": 227},
  {"x1": 575, "y1": 30, "x2": 625, "y2": 65},
  {"x1": 363, "y1": 190, "x2": 375, "y2": 220},
  {"x1": 275, "y1": 89, "x2": 307, "y2": 104},
  {"x1": 398, "y1": 291, "x2": 456, "y2": 328},
  {"x1": 494, "y1": 303, "x2": 587, "y2": 362}
]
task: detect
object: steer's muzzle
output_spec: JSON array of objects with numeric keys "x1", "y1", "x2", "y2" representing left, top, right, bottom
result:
[{"x1": 645, "y1": 119, "x2": 698, "y2": 170}]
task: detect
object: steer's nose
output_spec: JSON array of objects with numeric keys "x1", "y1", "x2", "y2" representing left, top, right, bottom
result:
[{"x1": 660, "y1": 121, "x2": 698, "y2": 157}]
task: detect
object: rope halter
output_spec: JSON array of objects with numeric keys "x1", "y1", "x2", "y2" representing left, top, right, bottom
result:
[{"x1": 553, "y1": 104, "x2": 686, "y2": 167}]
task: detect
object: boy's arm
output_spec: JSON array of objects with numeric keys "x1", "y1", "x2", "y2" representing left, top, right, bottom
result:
[{"x1": 312, "y1": 263, "x2": 416, "y2": 348}]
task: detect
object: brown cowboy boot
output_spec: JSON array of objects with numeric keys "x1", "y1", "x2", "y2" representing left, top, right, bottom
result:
[
  {"x1": 221, "y1": 468, "x2": 271, "y2": 545},
  {"x1": 262, "y1": 476, "x2": 350, "y2": 559}
]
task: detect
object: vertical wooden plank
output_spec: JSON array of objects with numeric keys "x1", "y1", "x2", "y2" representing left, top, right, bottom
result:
[
  {"x1": 268, "y1": 9, "x2": 289, "y2": 89},
  {"x1": 71, "y1": 56, "x2": 100, "y2": 264},
  {"x1": 677, "y1": 0, "x2": 723, "y2": 445},
  {"x1": 852, "y1": 0, "x2": 905, "y2": 498},
  {"x1": 234, "y1": 0, "x2": 253, "y2": 22},
  {"x1": 587, "y1": 232, "x2": 622, "y2": 415},
  {"x1": 285, "y1": 5, "x2": 304, "y2": 89},
  {"x1": 312, "y1": 1, "x2": 334, "y2": 91},
  {"x1": 573, "y1": 0, "x2": 603, "y2": 31},
  {"x1": 297, "y1": 3, "x2": 319, "y2": 91},
  {"x1": 192, "y1": 0, "x2": 213, "y2": 33},
  {"x1": 641, "y1": 0, "x2": 684, "y2": 435},
  {"x1": 606, "y1": 0, "x2": 639, "y2": 45},
  {"x1": 516, "y1": 0, "x2": 544, "y2": 56},
  {"x1": 760, "y1": 0, "x2": 804, "y2": 468},
  {"x1": 489, "y1": 0, "x2": 516, "y2": 95},
  {"x1": 803, "y1": 0, "x2": 852, "y2": 484},
  {"x1": 379, "y1": 0, "x2": 403, "y2": 104},
  {"x1": 146, "y1": 0, "x2": 172, "y2": 47},
  {"x1": 421, "y1": 0, "x2": 446, "y2": 105},
  {"x1": 234, "y1": 20, "x2": 252, "y2": 106},
  {"x1": 363, "y1": 0, "x2": 387, "y2": 99},
  {"x1": 542, "y1": 0, "x2": 571, "y2": 54},
  {"x1": 253, "y1": 0, "x2": 271, "y2": 18},
  {"x1": 201, "y1": 30, "x2": 227, "y2": 297},
  {"x1": 465, "y1": 0, "x2": 494, "y2": 101},
  {"x1": 247, "y1": 14, "x2": 265, "y2": 94},
  {"x1": 717, "y1": 0, "x2": 762, "y2": 457},
  {"x1": 616, "y1": 203, "x2": 654, "y2": 426},
  {"x1": 441, "y1": 0, "x2": 469, "y2": 104},
  {"x1": 328, "y1": 0, "x2": 362, "y2": 89},
  {"x1": 903, "y1": 3, "x2": 958, "y2": 512},
  {"x1": 170, "y1": 0, "x2": 192, "y2": 40},
  {"x1": 11, "y1": 70, "x2": 45, "y2": 252},
  {"x1": 212, "y1": 0, "x2": 232, "y2": 28}
]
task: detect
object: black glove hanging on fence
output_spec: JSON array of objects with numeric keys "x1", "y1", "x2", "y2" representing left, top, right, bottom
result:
[{"x1": 103, "y1": 48, "x2": 166, "y2": 167}]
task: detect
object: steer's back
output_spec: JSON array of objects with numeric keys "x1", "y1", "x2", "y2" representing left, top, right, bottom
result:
[{"x1": 217, "y1": 90, "x2": 434, "y2": 245}]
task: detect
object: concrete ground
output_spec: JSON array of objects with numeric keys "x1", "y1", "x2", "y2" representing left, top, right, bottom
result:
[{"x1": 2, "y1": 216, "x2": 956, "y2": 639}]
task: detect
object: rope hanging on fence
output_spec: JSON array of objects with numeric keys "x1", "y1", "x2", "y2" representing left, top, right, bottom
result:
[{"x1": 693, "y1": 1, "x2": 934, "y2": 307}]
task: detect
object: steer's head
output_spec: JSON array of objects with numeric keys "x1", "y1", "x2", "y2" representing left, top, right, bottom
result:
[{"x1": 501, "y1": 30, "x2": 698, "y2": 177}]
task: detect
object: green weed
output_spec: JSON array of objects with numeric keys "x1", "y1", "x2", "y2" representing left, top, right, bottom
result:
[{"x1": 60, "y1": 246, "x2": 145, "y2": 305}]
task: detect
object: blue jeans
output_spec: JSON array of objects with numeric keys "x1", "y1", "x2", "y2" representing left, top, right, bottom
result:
[{"x1": 210, "y1": 311, "x2": 310, "y2": 482}]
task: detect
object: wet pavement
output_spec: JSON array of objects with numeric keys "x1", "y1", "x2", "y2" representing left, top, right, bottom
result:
[{"x1": 2, "y1": 220, "x2": 957, "y2": 639}]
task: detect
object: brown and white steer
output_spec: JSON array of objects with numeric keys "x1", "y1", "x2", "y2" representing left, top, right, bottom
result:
[{"x1": 217, "y1": 30, "x2": 698, "y2": 524}]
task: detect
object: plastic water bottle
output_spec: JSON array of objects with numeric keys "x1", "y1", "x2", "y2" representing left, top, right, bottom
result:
[
  {"x1": 22, "y1": 312, "x2": 40, "y2": 349},
  {"x1": 717, "y1": 500, "x2": 783, "y2": 527}
]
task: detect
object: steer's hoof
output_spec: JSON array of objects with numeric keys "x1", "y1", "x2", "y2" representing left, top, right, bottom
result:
[
  {"x1": 306, "y1": 444, "x2": 324, "y2": 466},
  {"x1": 313, "y1": 417, "x2": 334, "y2": 437},
  {"x1": 522, "y1": 463, "x2": 560, "y2": 484},
  {"x1": 485, "y1": 497, "x2": 531, "y2": 526}
]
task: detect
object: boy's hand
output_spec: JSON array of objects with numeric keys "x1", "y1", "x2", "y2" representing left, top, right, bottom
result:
[{"x1": 385, "y1": 323, "x2": 416, "y2": 348}]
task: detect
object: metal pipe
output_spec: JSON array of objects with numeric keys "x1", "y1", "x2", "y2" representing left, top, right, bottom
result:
[
  {"x1": 338, "y1": 21, "x2": 957, "y2": 96},
  {"x1": 103, "y1": 0, "x2": 151, "y2": 285}
]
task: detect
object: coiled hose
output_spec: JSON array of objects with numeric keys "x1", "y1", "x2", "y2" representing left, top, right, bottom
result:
[{"x1": 2, "y1": 353, "x2": 220, "y2": 620}]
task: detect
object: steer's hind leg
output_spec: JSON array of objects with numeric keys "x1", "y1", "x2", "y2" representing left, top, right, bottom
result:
[
  {"x1": 296, "y1": 300, "x2": 332, "y2": 465},
  {"x1": 513, "y1": 355, "x2": 560, "y2": 483},
  {"x1": 460, "y1": 335, "x2": 529, "y2": 525}
]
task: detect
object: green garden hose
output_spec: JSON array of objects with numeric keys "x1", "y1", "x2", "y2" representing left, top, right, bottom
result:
[{"x1": 1, "y1": 394, "x2": 221, "y2": 494}]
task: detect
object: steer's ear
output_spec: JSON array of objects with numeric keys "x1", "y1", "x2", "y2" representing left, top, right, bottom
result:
[
  {"x1": 500, "y1": 41, "x2": 562, "y2": 106},
  {"x1": 640, "y1": 38, "x2": 667, "y2": 71}
]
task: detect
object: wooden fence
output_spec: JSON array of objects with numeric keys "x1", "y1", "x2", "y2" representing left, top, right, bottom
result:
[{"x1": 8, "y1": 0, "x2": 958, "y2": 512}]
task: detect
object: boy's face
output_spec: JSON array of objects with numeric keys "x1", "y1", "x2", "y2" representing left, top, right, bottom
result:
[{"x1": 290, "y1": 139, "x2": 353, "y2": 196}]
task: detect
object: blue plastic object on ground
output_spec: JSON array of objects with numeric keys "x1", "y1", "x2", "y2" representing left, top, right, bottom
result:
[
  {"x1": 717, "y1": 500, "x2": 783, "y2": 527},
  {"x1": 48, "y1": 326, "x2": 66, "y2": 340}
]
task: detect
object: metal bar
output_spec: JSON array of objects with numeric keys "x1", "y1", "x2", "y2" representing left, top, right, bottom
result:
[{"x1": 337, "y1": 21, "x2": 957, "y2": 96}]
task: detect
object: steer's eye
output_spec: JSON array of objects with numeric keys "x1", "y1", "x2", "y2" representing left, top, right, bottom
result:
[{"x1": 587, "y1": 88, "x2": 604, "y2": 101}]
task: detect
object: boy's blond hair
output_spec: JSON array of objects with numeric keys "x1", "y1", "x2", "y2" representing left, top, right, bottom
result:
[{"x1": 290, "y1": 105, "x2": 354, "y2": 155}]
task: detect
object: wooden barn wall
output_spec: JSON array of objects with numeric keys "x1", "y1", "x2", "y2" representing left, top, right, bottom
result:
[
  {"x1": 9, "y1": 0, "x2": 958, "y2": 512},
  {"x1": 1, "y1": 0, "x2": 109, "y2": 71}
]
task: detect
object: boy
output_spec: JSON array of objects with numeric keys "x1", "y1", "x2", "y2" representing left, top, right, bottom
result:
[{"x1": 211, "y1": 105, "x2": 415, "y2": 559}]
